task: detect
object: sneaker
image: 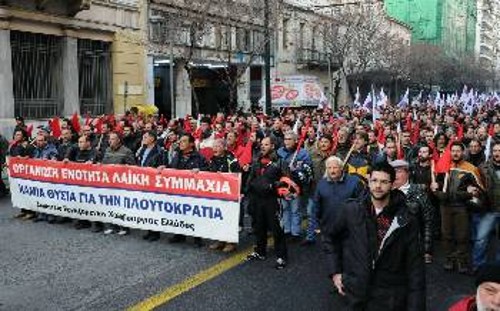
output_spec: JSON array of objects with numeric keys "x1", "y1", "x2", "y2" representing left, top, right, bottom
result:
[
  {"x1": 194, "y1": 237, "x2": 204, "y2": 247},
  {"x1": 208, "y1": 241, "x2": 224, "y2": 250},
  {"x1": 22, "y1": 213, "x2": 35, "y2": 220},
  {"x1": 168, "y1": 234, "x2": 186, "y2": 244},
  {"x1": 14, "y1": 212, "x2": 26, "y2": 219},
  {"x1": 74, "y1": 221, "x2": 91, "y2": 230},
  {"x1": 148, "y1": 233, "x2": 160, "y2": 242},
  {"x1": 117, "y1": 229, "x2": 129, "y2": 236},
  {"x1": 275, "y1": 258, "x2": 287, "y2": 270},
  {"x1": 424, "y1": 254, "x2": 433, "y2": 264},
  {"x1": 103, "y1": 228, "x2": 115, "y2": 235},
  {"x1": 91, "y1": 226, "x2": 103, "y2": 233},
  {"x1": 246, "y1": 252, "x2": 266, "y2": 261},
  {"x1": 222, "y1": 243, "x2": 236, "y2": 253}
]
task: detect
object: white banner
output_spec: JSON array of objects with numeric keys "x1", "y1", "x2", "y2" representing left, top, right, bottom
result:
[{"x1": 9, "y1": 158, "x2": 241, "y2": 242}]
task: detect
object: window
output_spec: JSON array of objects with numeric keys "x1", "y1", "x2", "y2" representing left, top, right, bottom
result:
[{"x1": 282, "y1": 18, "x2": 289, "y2": 49}]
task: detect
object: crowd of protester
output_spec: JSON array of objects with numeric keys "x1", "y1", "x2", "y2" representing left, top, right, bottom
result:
[{"x1": 2, "y1": 99, "x2": 500, "y2": 309}]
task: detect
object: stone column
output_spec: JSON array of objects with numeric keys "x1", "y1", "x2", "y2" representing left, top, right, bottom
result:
[
  {"x1": 175, "y1": 62, "x2": 192, "y2": 117},
  {"x1": 62, "y1": 32, "x2": 79, "y2": 116},
  {"x1": 237, "y1": 67, "x2": 251, "y2": 111},
  {"x1": 0, "y1": 23, "x2": 15, "y2": 118}
]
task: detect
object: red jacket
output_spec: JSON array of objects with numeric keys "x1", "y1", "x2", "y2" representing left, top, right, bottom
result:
[{"x1": 449, "y1": 296, "x2": 476, "y2": 311}]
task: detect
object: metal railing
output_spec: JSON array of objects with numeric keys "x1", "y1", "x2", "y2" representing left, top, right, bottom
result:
[
  {"x1": 296, "y1": 48, "x2": 330, "y2": 65},
  {"x1": 15, "y1": 99, "x2": 60, "y2": 119}
]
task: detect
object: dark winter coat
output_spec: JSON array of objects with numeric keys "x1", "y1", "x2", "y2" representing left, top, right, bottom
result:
[
  {"x1": 314, "y1": 173, "x2": 366, "y2": 231},
  {"x1": 169, "y1": 150, "x2": 208, "y2": 171},
  {"x1": 323, "y1": 190, "x2": 425, "y2": 311},
  {"x1": 137, "y1": 145, "x2": 165, "y2": 168},
  {"x1": 405, "y1": 183, "x2": 435, "y2": 254},
  {"x1": 246, "y1": 152, "x2": 286, "y2": 200}
]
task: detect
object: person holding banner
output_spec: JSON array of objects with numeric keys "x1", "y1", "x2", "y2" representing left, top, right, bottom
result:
[
  {"x1": 31, "y1": 134, "x2": 59, "y2": 223},
  {"x1": 246, "y1": 136, "x2": 288, "y2": 270},
  {"x1": 101, "y1": 132, "x2": 136, "y2": 236},
  {"x1": 65, "y1": 134, "x2": 98, "y2": 230},
  {"x1": 167, "y1": 133, "x2": 208, "y2": 247},
  {"x1": 207, "y1": 138, "x2": 241, "y2": 253},
  {"x1": 138, "y1": 131, "x2": 166, "y2": 242},
  {"x1": 10, "y1": 129, "x2": 35, "y2": 219}
]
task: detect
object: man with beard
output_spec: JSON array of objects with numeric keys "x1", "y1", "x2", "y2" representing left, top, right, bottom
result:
[
  {"x1": 270, "y1": 117, "x2": 284, "y2": 149},
  {"x1": 101, "y1": 132, "x2": 136, "y2": 236},
  {"x1": 65, "y1": 135, "x2": 98, "y2": 230},
  {"x1": 367, "y1": 129, "x2": 382, "y2": 161},
  {"x1": 473, "y1": 141, "x2": 500, "y2": 270},
  {"x1": 434, "y1": 142, "x2": 485, "y2": 274},
  {"x1": 391, "y1": 160, "x2": 435, "y2": 264},
  {"x1": 334, "y1": 127, "x2": 351, "y2": 161},
  {"x1": 445, "y1": 263, "x2": 500, "y2": 310},
  {"x1": 95, "y1": 122, "x2": 112, "y2": 160},
  {"x1": 467, "y1": 139, "x2": 486, "y2": 167},
  {"x1": 324, "y1": 162, "x2": 425, "y2": 310},
  {"x1": 57, "y1": 128, "x2": 76, "y2": 161},
  {"x1": 374, "y1": 140, "x2": 398, "y2": 164},
  {"x1": 245, "y1": 136, "x2": 288, "y2": 269},
  {"x1": 345, "y1": 131, "x2": 371, "y2": 182},
  {"x1": 123, "y1": 124, "x2": 141, "y2": 154}
]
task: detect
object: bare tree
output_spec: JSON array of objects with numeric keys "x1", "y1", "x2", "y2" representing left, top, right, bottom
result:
[{"x1": 206, "y1": 0, "x2": 283, "y2": 112}]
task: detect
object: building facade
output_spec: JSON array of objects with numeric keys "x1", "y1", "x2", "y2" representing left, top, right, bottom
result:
[
  {"x1": 385, "y1": 0, "x2": 476, "y2": 57},
  {"x1": 0, "y1": 0, "x2": 147, "y2": 122},
  {"x1": 475, "y1": 0, "x2": 500, "y2": 76}
]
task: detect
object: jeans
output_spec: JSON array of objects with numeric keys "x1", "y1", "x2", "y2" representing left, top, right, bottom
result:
[
  {"x1": 305, "y1": 198, "x2": 317, "y2": 241},
  {"x1": 281, "y1": 197, "x2": 301, "y2": 236},
  {"x1": 472, "y1": 212, "x2": 500, "y2": 268}
]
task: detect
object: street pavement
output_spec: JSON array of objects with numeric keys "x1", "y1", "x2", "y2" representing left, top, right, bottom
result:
[{"x1": 0, "y1": 196, "x2": 475, "y2": 311}]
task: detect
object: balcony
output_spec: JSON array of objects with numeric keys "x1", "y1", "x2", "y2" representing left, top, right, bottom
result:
[
  {"x1": 296, "y1": 48, "x2": 332, "y2": 68},
  {"x1": 1, "y1": 0, "x2": 91, "y2": 16}
]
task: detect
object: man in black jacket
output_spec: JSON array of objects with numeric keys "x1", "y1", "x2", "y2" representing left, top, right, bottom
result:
[
  {"x1": 207, "y1": 138, "x2": 241, "y2": 253},
  {"x1": 324, "y1": 162, "x2": 425, "y2": 310},
  {"x1": 65, "y1": 135, "x2": 98, "y2": 230},
  {"x1": 167, "y1": 134, "x2": 208, "y2": 246},
  {"x1": 245, "y1": 136, "x2": 288, "y2": 270},
  {"x1": 391, "y1": 159, "x2": 435, "y2": 264},
  {"x1": 138, "y1": 131, "x2": 165, "y2": 242}
]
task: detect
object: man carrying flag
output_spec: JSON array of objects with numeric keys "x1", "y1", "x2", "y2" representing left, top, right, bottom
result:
[{"x1": 433, "y1": 141, "x2": 485, "y2": 274}]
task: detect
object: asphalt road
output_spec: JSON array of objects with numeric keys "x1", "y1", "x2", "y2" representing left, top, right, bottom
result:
[{"x1": 0, "y1": 197, "x2": 475, "y2": 311}]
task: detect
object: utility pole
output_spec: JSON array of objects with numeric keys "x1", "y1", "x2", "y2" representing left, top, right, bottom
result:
[{"x1": 264, "y1": 0, "x2": 272, "y2": 115}]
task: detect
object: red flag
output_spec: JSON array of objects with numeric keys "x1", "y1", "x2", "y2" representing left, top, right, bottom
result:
[
  {"x1": 238, "y1": 140, "x2": 253, "y2": 166},
  {"x1": 85, "y1": 113, "x2": 92, "y2": 126},
  {"x1": 434, "y1": 142, "x2": 452, "y2": 173},
  {"x1": 94, "y1": 117, "x2": 103, "y2": 134},
  {"x1": 376, "y1": 122, "x2": 386, "y2": 145},
  {"x1": 50, "y1": 117, "x2": 62, "y2": 138},
  {"x1": 489, "y1": 124, "x2": 495, "y2": 136},
  {"x1": 26, "y1": 124, "x2": 33, "y2": 138},
  {"x1": 405, "y1": 114, "x2": 412, "y2": 132},
  {"x1": 454, "y1": 122, "x2": 464, "y2": 140},
  {"x1": 114, "y1": 122, "x2": 123, "y2": 135},
  {"x1": 410, "y1": 121, "x2": 420, "y2": 144},
  {"x1": 71, "y1": 112, "x2": 81, "y2": 134},
  {"x1": 159, "y1": 114, "x2": 166, "y2": 126}
]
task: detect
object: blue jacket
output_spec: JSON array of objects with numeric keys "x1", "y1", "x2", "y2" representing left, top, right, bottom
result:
[
  {"x1": 277, "y1": 147, "x2": 312, "y2": 167},
  {"x1": 314, "y1": 173, "x2": 366, "y2": 229}
]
